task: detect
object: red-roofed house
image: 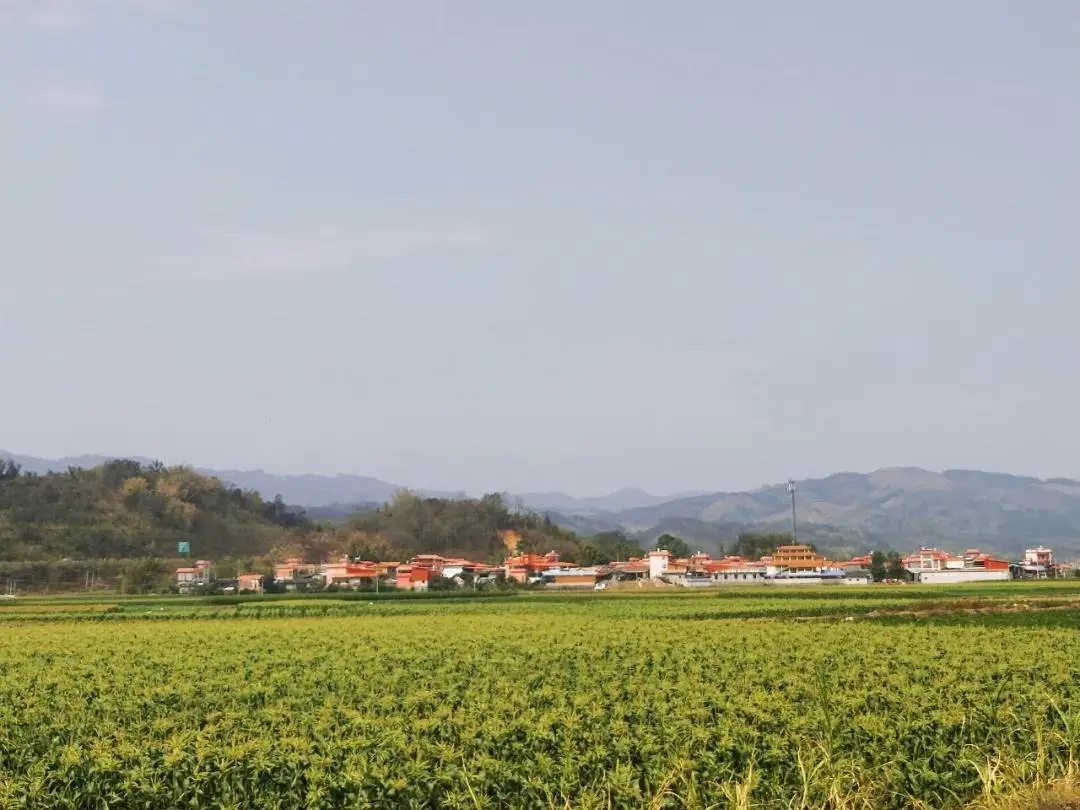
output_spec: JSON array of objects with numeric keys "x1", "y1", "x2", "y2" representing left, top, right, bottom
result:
[
  {"x1": 906, "y1": 547, "x2": 1011, "y2": 583},
  {"x1": 323, "y1": 558, "x2": 378, "y2": 587},
  {"x1": 237, "y1": 573, "x2": 264, "y2": 593},
  {"x1": 396, "y1": 565, "x2": 433, "y2": 591},
  {"x1": 504, "y1": 551, "x2": 560, "y2": 583},
  {"x1": 274, "y1": 557, "x2": 320, "y2": 584},
  {"x1": 176, "y1": 559, "x2": 211, "y2": 593},
  {"x1": 840, "y1": 554, "x2": 873, "y2": 570}
]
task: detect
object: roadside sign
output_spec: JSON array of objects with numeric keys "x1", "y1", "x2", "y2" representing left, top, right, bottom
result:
[{"x1": 177, "y1": 541, "x2": 190, "y2": 554}]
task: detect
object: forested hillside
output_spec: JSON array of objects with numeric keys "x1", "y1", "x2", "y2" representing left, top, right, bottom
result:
[
  {"x1": 11, "y1": 452, "x2": 1078, "y2": 560},
  {"x1": 14, "y1": 456, "x2": 1037, "y2": 571},
  {"x1": 0, "y1": 459, "x2": 307, "y2": 561},
  {"x1": 0, "y1": 459, "x2": 651, "y2": 567},
  {"x1": 276, "y1": 492, "x2": 647, "y2": 566}
]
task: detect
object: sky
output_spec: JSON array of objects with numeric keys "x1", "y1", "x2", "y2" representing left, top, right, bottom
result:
[{"x1": 1, "y1": 1, "x2": 1077, "y2": 496}]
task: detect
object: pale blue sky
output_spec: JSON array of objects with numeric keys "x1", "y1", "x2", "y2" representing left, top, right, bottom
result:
[{"x1": 1, "y1": 1, "x2": 1077, "y2": 495}]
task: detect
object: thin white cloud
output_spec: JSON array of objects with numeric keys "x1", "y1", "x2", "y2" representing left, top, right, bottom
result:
[
  {"x1": 127, "y1": 0, "x2": 177, "y2": 11},
  {"x1": 27, "y1": 2, "x2": 85, "y2": 29},
  {"x1": 27, "y1": 82, "x2": 103, "y2": 112},
  {"x1": 164, "y1": 226, "x2": 492, "y2": 279},
  {"x1": 0, "y1": 0, "x2": 172, "y2": 30}
]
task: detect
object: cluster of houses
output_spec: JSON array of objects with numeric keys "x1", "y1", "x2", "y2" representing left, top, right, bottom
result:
[
  {"x1": 899, "y1": 545, "x2": 1067, "y2": 583},
  {"x1": 292, "y1": 544, "x2": 867, "y2": 593},
  {"x1": 175, "y1": 544, "x2": 1068, "y2": 594},
  {"x1": 175, "y1": 561, "x2": 276, "y2": 595}
]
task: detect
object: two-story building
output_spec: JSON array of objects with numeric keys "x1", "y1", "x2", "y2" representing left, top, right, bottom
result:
[
  {"x1": 1022, "y1": 546, "x2": 1054, "y2": 578},
  {"x1": 237, "y1": 573, "x2": 264, "y2": 593},
  {"x1": 274, "y1": 557, "x2": 321, "y2": 586},
  {"x1": 323, "y1": 558, "x2": 378, "y2": 587},
  {"x1": 175, "y1": 560, "x2": 212, "y2": 593},
  {"x1": 505, "y1": 551, "x2": 561, "y2": 583},
  {"x1": 907, "y1": 546, "x2": 1010, "y2": 583}
]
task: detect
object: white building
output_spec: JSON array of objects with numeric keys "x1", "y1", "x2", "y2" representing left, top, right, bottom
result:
[
  {"x1": 843, "y1": 571, "x2": 872, "y2": 585},
  {"x1": 906, "y1": 546, "x2": 1012, "y2": 584},
  {"x1": 915, "y1": 569, "x2": 1011, "y2": 584},
  {"x1": 1022, "y1": 546, "x2": 1054, "y2": 578},
  {"x1": 909, "y1": 548, "x2": 952, "y2": 573},
  {"x1": 710, "y1": 566, "x2": 768, "y2": 584},
  {"x1": 1025, "y1": 547, "x2": 1054, "y2": 566},
  {"x1": 647, "y1": 549, "x2": 670, "y2": 579},
  {"x1": 441, "y1": 564, "x2": 467, "y2": 580}
]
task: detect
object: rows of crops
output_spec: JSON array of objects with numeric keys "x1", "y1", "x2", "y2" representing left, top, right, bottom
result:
[
  {"x1": 6, "y1": 581, "x2": 1080, "y2": 624},
  {"x1": 2, "y1": 592, "x2": 1080, "y2": 808}
]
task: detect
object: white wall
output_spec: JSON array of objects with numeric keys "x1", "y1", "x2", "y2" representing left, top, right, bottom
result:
[{"x1": 917, "y1": 569, "x2": 1010, "y2": 584}]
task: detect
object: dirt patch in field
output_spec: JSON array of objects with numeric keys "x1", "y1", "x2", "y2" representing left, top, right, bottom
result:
[
  {"x1": 605, "y1": 579, "x2": 673, "y2": 590},
  {"x1": 793, "y1": 599, "x2": 1080, "y2": 622},
  {"x1": 968, "y1": 779, "x2": 1080, "y2": 809}
]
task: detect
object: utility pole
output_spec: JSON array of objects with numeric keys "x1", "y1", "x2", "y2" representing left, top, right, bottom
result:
[{"x1": 787, "y1": 479, "x2": 798, "y2": 544}]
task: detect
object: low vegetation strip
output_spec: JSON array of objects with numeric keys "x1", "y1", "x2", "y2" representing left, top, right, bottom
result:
[
  {"x1": 2, "y1": 592, "x2": 1080, "y2": 808},
  {"x1": 4, "y1": 583, "x2": 1080, "y2": 625}
]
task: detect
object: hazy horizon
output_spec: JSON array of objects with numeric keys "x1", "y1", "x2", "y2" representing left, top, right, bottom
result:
[
  {"x1": 3, "y1": 444, "x2": 1078, "y2": 500},
  {"x1": 3, "y1": 1, "x2": 1077, "y2": 494}
]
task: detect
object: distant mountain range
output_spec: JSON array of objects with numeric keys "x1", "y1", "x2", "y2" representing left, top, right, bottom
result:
[
  {"x1": 590, "y1": 467, "x2": 1080, "y2": 558},
  {"x1": 0, "y1": 451, "x2": 465, "y2": 506},
  {"x1": 4, "y1": 450, "x2": 1080, "y2": 559},
  {"x1": 0, "y1": 451, "x2": 691, "y2": 512},
  {"x1": 514, "y1": 487, "x2": 710, "y2": 514}
]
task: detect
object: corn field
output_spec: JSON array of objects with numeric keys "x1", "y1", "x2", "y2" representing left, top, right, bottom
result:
[{"x1": 2, "y1": 589, "x2": 1080, "y2": 808}]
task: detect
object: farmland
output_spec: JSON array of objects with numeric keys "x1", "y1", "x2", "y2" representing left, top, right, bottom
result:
[{"x1": 2, "y1": 585, "x2": 1080, "y2": 808}]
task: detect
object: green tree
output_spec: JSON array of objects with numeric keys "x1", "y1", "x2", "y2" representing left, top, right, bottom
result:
[
  {"x1": 260, "y1": 494, "x2": 308, "y2": 528},
  {"x1": 655, "y1": 533, "x2": 692, "y2": 559},
  {"x1": 886, "y1": 551, "x2": 908, "y2": 581},
  {"x1": 577, "y1": 531, "x2": 644, "y2": 566},
  {"x1": 869, "y1": 550, "x2": 887, "y2": 582},
  {"x1": 729, "y1": 532, "x2": 788, "y2": 560},
  {"x1": 427, "y1": 575, "x2": 458, "y2": 592},
  {"x1": 576, "y1": 544, "x2": 603, "y2": 566},
  {"x1": 126, "y1": 557, "x2": 169, "y2": 594},
  {"x1": 342, "y1": 491, "x2": 577, "y2": 564}
]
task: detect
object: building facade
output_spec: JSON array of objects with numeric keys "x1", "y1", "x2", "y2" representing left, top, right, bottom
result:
[
  {"x1": 175, "y1": 560, "x2": 212, "y2": 593},
  {"x1": 237, "y1": 573, "x2": 264, "y2": 593}
]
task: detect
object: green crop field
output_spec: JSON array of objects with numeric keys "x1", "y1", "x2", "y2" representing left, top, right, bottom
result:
[{"x1": 3, "y1": 584, "x2": 1080, "y2": 809}]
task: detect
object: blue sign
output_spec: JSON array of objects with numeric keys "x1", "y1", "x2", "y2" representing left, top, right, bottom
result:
[{"x1": 177, "y1": 541, "x2": 191, "y2": 554}]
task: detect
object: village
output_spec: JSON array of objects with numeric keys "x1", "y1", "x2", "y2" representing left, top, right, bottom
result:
[{"x1": 175, "y1": 541, "x2": 1068, "y2": 594}]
